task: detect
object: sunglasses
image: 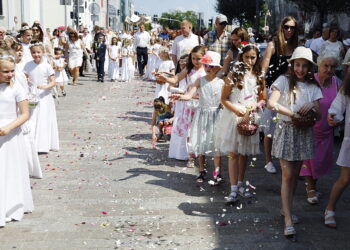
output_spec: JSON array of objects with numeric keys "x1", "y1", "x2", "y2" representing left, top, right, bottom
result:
[
  {"x1": 204, "y1": 64, "x2": 215, "y2": 69},
  {"x1": 283, "y1": 25, "x2": 296, "y2": 31},
  {"x1": 219, "y1": 22, "x2": 227, "y2": 26}
]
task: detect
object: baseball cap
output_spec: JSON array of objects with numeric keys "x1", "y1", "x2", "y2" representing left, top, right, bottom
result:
[{"x1": 215, "y1": 14, "x2": 228, "y2": 24}]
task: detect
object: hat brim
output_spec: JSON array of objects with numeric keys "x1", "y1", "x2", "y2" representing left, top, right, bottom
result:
[
  {"x1": 288, "y1": 57, "x2": 317, "y2": 66},
  {"x1": 202, "y1": 62, "x2": 222, "y2": 67}
]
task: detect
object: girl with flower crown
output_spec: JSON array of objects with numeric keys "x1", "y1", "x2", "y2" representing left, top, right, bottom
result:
[
  {"x1": 216, "y1": 44, "x2": 266, "y2": 203},
  {"x1": 23, "y1": 43, "x2": 59, "y2": 153},
  {"x1": 0, "y1": 52, "x2": 34, "y2": 227}
]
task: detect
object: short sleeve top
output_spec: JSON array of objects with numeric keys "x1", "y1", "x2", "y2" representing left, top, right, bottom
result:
[
  {"x1": 272, "y1": 75, "x2": 323, "y2": 121},
  {"x1": 23, "y1": 61, "x2": 55, "y2": 86}
]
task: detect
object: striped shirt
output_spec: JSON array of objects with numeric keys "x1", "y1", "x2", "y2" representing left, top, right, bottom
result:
[{"x1": 204, "y1": 30, "x2": 231, "y2": 66}]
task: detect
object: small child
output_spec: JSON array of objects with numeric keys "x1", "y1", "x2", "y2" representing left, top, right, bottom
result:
[
  {"x1": 92, "y1": 35, "x2": 107, "y2": 82},
  {"x1": 120, "y1": 39, "x2": 134, "y2": 82},
  {"x1": 173, "y1": 51, "x2": 224, "y2": 184},
  {"x1": 52, "y1": 47, "x2": 68, "y2": 96},
  {"x1": 23, "y1": 42, "x2": 59, "y2": 153},
  {"x1": 154, "y1": 48, "x2": 175, "y2": 104},
  {"x1": 108, "y1": 37, "x2": 121, "y2": 82},
  {"x1": 151, "y1": 96, "x2": 174, "y2": 142}
]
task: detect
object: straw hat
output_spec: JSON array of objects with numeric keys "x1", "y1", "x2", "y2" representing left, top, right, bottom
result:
[
  {"x1": 200, "y1": 51, "x2": 221, "y2": 67},
  {"x1": 288, "y1": 46, "x2": 317, "y2": 66}
]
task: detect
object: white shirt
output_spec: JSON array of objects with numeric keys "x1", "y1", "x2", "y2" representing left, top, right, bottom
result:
[
  {"x1": 82, "y1": 34, "x2": 92, "y2": 51},
  {"x1": 272, "y1": 75, "x2": 323, "y2": 121},
  {"x1": 319, "y1": 40, "x2": 344, "y2": 61},
  {"x1": 310, "y1": 37, "x2": 326, "y2": 55},
  {"x1": 134, "y1": 31, "x2": 151, "y2": 48},
  {"x1": 23, "y1": 60, "x2": 55, "y2": 86},
  {"x1": 171, "y1": 33, "x2": 202, "y2": 60}
]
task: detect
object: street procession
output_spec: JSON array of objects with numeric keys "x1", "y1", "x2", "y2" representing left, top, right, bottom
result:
[{"x1": 1, "y1": 0, "x2": 350, "y2": 248}]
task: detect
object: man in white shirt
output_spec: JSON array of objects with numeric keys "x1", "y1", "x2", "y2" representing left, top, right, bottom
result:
[
  {"x1": 310, "y1": 28, "x2": 329, "y2": 55},
  {"x1": 80, "y1": 28, "x2": 92, "y2": 77},
  {"x1": 171, "y1": 20, "x2": 203, "y2": 66},
  {"x1": 134, "y1": 24, "x2": 151, "y2": 76}
]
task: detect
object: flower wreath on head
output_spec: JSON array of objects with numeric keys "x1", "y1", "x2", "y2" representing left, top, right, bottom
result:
[
  {"x1": 29, "y1": 42, "x2": 44, "y2": 48},
  {"x1": 0, "y1": 55, "x2": 15, "y2": 60},
  {"x1": 238, "y1": 42, "x2": 260, "y2": 54}
]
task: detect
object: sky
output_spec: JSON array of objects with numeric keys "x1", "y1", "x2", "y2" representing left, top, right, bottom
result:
[{"x1": 133, "y1": 0, "x2": 218, "y2": 21}]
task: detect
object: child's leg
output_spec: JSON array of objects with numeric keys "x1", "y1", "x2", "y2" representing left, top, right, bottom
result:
[
  {"x1": 228, "y1": 153, "x2": 238, "y2": 186},
  {"x1": 198, "y1": 155, "x2": 205, "y2": 172},
  {"x1": 326, "y1": 167, "x2": 350, "y2": 211},
  {"x1": 238, "y1": 155, "x2": 247, "y2": 182},
  {"x1": 280, "y1": 159, "x2": 302, "y2": 226},
  {"x1": 214, "y1": 154, "x2": 221, "y2": 171}
]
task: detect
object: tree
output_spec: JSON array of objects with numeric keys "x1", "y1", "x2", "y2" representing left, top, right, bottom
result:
[
  {"x1": 288, "y1": 0, "x2": 350, "y2": 29},
  {"x1": 215, "y1": 0, "x2": 264, "y2": 26},
  {"x1": 158, "y1": 10, "x2": 199, "y2": 30}
]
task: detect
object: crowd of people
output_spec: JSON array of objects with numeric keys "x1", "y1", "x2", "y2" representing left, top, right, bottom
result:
[{"x1": 0, "y1": 13, "x2": 349, "y2": 240}]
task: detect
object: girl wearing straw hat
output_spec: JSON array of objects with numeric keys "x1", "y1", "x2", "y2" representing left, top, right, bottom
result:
[{"x1": 267, "y1": 47, "x2": 323, "y2": 237}]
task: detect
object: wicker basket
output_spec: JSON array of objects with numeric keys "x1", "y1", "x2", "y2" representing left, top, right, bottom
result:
[
  {"x1": 237, "y1": 114, "x2": 258, "y2": 136},
  {"x1": 292, "y1": 109, "x2": 317, "y2": 128}
]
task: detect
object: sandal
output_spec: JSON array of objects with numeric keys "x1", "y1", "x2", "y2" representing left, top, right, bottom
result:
[
  {"x1": 238, "y1": 186, "x2": 252, "y2": 198},
  {"x1": 306, "y1": 189, "x2": 319, "y2": 204},
  {"x1": 186, "y1": 160, "x2": 195, "y2": 168},
  {"x1": 225, "y1": 191, "x2": 238, "y2": 203},
  {"x1": 324, "y1": 210, "x2": 337, "y2": 228},
  {"x1": 280, "y1": 209, "x2": 300, "y2": 224},
  {"x1": 196, "y1": 171, "x2": 206, "y2": 183},
  {"x1": 284, "y1": 224, "x2": 296, "y2": 236}
]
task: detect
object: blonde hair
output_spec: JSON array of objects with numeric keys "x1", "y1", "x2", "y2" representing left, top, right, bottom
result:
[{"x1": 0, "y1": 49, "x2": 16, "y2": 87}]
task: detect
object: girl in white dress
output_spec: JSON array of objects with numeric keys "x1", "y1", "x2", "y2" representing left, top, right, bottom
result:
[
  {"x1": 19, "y1": 26, "x2": 33, "y2": 64},
  {"x1": 108, "y1": 37, "x2": 121, "y2": 81},
  {"x1": 12, "y1": 43, "x2": 42, "y2": 179},
  {"x1": 154, "y1": 48, "x2": 175, "y2": 104},
  {"x1": 216, "y1": 44, "x2": 266, "y2": 203},
  {"x1": 146, "y1": 39, "x2": 161, "y2": 80},
  {"x1": 158, "y1": 46, "x2": 206, "y2": 163},
  {"x1": 24, "y1": 43, "x2": 59, "y2": 153},
  {"x1": 324, "y1": 74, "x2": 350, "y2": 228},
  {"x1": 52, "y1": 48, "x2": 68, "y2": 96},
  {"x1": 120, "y1": 39, "x2": 134, "y2": 82},
  {"x1": 172, "y1": 51, "x2": 224, "y2": 183},
  {"x1": 0, "y1": 54, "x2": 34, "y2": 227}
]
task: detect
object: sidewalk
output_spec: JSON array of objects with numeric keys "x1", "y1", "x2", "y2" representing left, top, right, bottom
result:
[{"x1": 1, "y1": 74, "x2": 349, "y2": 250}]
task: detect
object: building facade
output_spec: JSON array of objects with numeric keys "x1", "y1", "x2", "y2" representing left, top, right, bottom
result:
[{"x1": 0, "y1": 0, "x2": 134, "y2": 31}]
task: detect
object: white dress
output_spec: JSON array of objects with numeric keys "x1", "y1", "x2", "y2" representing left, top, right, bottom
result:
[
  {"x1": 216, "y1": 74, "x2": 261, "y2": 155},
  {"x1": 68, "y1": 40, "x2": 83, "y2": 69},
  {"x1": 146, "y1": 44, "x2": 161, "y2": 80},
  {"x1": 21, "y1": 43, "x2": 33, "y2": 65},
  {"x1": 24, "y1": 60, "x2": 59, "y2": 153},
  {"x1": 168, "y1": 68, "x2": 206, "y2": 160},
  {"x1": 0, "y1": 83, "x2": 34, "y2": 227},
  {"x1": 108, "y1": 45, "x2": 120, "y2": 80},
  {"x1": 121, "y1": 46, "x2": 134, "y2": 82},
  {"x1": 53, "y1": 58, "x2": 68, "y2": 85},
  {"x1": 189, "y1": 77, "x2": 224, "y2": 156},
  {"x1": 155, "y1": 60, "x2": 175, "y2": 104},
  {"x1": 14, "y1": 63, "x2": 42, "y2": 178}
]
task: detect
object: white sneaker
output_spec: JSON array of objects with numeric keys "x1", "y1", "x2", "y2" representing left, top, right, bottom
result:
[{"x1": 264, "y1": 162, "x2": 277, "y2": 174}]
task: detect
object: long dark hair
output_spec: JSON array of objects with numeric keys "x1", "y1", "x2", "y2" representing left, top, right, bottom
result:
[
  {"x1": 186, "y1": 45, "x2": 206, "y2": 73},
  {"x1": 275, "y1": 16, "x2": 298, "y2": 55},
  {"x1": 231, "y1": 44, "x2": 265, "y2": 93},
  {"x1": 32, "y1": 24, "x2": 44, "y2": 42},
  {"x1": 230, "y1": 27, "x2": 249, "y2": 51}
]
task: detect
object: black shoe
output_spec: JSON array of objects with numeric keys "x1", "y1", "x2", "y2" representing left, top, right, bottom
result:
[
  {"x1": 101, "y1": 79, "x2": 104, "y2": 82},
  {"x1": 62, "y1": 90, "x2": 66, "y2": 96},
  {"x1": 97, "y1": 79, "x2": 100, "y2": 82},
  {"x1": 80, "y1": 74, "x2": 86, "y2": 77}
]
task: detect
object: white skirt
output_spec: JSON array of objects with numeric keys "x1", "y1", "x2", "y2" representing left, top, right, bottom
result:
[
  {"x1": 108, "y1": 59, "x2": 120, "y2": 79},
  {"x1": 0, "y1": 126, "x2": 34, "y2": 227},
  {"x1": 31, "y1": 89, "x2": 59, "y2": 153}
]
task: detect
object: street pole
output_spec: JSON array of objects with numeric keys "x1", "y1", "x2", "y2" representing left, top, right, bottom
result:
[
  {"x1": 255, "y1": 0, "x2": 260, "y2": 33},
  {"x1": 106, "y1": 0, "x2": 109, "y2": 28}
]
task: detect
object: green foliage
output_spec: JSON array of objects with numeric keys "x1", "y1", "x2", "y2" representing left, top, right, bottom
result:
[
  {"x1": 158, "y1": 10, "x2": 199, "y2": 30},
  {"x1": 215, "y1": 0, "x2": 264, "y2": 26}
]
